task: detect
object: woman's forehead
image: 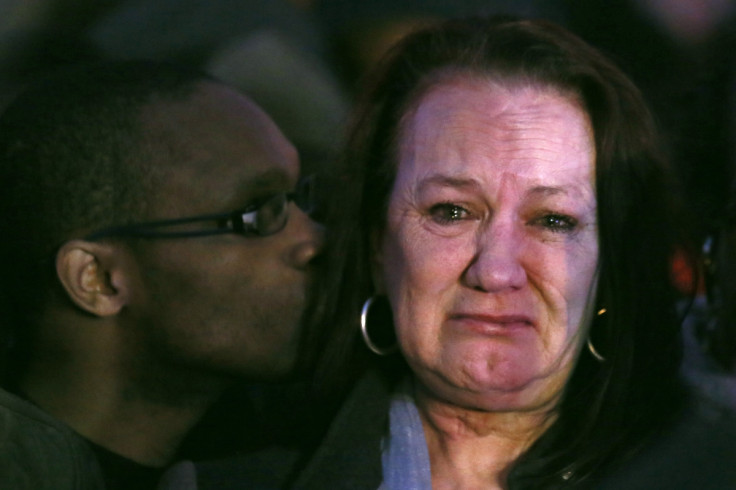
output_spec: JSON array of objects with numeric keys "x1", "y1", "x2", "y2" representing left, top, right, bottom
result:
[{"x1": 395, "y1": 80, "x2": 595, "y2": 188}]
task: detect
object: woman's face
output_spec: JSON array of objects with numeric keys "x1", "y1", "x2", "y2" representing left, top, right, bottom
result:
[{"x1": 377, "y1": 79, "x2": 599, "y2": 412}]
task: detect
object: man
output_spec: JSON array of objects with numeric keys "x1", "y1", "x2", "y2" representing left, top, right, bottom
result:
[{"x1": 0, "y1": 60, "x2": 323, "y2": 489}]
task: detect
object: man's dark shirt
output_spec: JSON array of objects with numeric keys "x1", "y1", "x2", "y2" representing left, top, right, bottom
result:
[{"x1": 89, "y1": 441, "x2": 165, "y2": 490}]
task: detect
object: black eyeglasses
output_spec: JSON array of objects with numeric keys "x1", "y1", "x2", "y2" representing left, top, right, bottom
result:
[{"x1": 84, "y1": 176, "x2": 316, "y2": 241}]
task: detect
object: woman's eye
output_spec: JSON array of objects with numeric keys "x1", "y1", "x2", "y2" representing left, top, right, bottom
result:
[
  {"x1": 429, "y1": 203, "x2": 471, "y2": 224},
  {"x1": 534, "y1": 213, "x2": 578, "y2": 233}
]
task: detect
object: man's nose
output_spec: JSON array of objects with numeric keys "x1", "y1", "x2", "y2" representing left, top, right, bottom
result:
[
  {"x1": 462, "y1": 221, "x2": 527, "y2": 293},
  {"x1": 287, "y1": 205, "x2": 324, "y2": 268}
]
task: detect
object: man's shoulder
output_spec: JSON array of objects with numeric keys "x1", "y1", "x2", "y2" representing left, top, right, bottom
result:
[{"x1": 0, "y1": 388, "x2": 104, "y2": 490}]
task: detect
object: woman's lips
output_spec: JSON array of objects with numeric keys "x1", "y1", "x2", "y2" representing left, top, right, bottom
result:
[{"x1": 448, "y1": 313, "x2": 535, "y2": 335}]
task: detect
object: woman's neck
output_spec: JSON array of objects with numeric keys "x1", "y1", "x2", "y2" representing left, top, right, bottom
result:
[{"x1": 414, "y1": 381, "x2": 556, "y2": 489}]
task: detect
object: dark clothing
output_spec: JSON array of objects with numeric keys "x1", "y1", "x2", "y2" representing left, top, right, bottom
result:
[
  {"x1": 165, "y1": 370, "x2": 736, "y2": 489},
  {"x1": 160, "y1": 372, "x2": 389, "y2": 490},
  {"x1": 590, "y1": 397, "x2": 736, "y2": 489},
  {"x1": 0, "y1": 388, "x2": 104, "y2": 490},
  {"x1": 90, "y1": 441, "x2": 165, "y2": 490},
  {"x1": 4, "y1": 386, "x2": 164, "y2": 489}
]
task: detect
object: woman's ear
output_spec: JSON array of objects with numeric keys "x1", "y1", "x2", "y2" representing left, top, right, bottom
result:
[
  {"x1": 370, "y1": 227, "x2": 386, "y2": 294},
  {"x1": 55, "y1": 240, "x2": 129, "y2": 317}
]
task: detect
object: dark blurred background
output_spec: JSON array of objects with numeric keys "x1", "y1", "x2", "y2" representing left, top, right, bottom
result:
[{"x1": 1, "y1": 0, "x2": 734, "y2": 224}]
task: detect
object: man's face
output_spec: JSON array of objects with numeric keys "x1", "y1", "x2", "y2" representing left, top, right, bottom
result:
[{"x1": 120, "y1": 83, "x2": 322, "y2": 383}]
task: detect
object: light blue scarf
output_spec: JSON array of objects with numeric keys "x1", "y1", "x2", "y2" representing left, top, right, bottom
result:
[{"x1": 379, "y1": 378, "x2": 432, "y2": 490}]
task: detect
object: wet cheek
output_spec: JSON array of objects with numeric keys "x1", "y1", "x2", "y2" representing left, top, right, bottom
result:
[
  {"x1": 522, "y1": 245, "x2": 592, "y2": 340},
  {"x1": 383, "y1": 224, "x2": 460, "y2": 297},
  {"x1": 552, "y1": 247, "x2": 599, "y2": 340},
  {"x1": 383, "y1": 225, "x2": 466, "y2": 356}
]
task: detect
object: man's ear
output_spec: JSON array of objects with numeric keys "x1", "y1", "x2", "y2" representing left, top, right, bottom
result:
[{"x1": 55, "y1": 240, "x2": 129, "y2": 317}]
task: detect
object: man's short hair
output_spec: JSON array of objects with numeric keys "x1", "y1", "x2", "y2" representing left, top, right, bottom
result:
[{"x1": 0, "y1": 60, "x2": 211, "y2": 335}]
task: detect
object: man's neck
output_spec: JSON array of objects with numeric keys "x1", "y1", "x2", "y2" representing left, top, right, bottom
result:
[{"x1": 20, "y1": 356, "x2": 227, "y2": 467}]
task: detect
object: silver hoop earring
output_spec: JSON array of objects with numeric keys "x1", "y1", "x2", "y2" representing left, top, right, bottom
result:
[
  {"x1": 587, "y1": 338, "x2": 605, "y2": 362},
  {"x1": 360, "y1": 296, "x2": 398, "y2": 356},
  {"x1": 587, "y1": 307, "x2": 607, "y2": 362}
]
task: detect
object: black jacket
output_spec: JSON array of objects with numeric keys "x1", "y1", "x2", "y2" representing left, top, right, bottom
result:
[{"x1": 167, "y1": 371, "x2": 736, "y2": 489}]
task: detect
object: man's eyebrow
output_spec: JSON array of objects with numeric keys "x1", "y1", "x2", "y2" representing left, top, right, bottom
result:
[
  {"x1": 246, "y1": 168, "x2": 291, "y2": 190},
  {"x1": 228, "y1": 168, "x2": 291, "y2": 207},
  {"x1": 233, "y1": 169, "x2": 291, "y2": 198}
]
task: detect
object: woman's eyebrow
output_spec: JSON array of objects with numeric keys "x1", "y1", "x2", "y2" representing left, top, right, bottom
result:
[
  {"x1": 527, "y1": 185, "x2": 568, "y2": 197},
  {"x1": 526, "y1": 184, "x2": 594, "y2": 201},
  {"x1": 417, "y1": 174, "x2": 481, "y2": 192}
]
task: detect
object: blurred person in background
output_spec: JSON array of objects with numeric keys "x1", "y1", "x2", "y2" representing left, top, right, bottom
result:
[
  {"x1": 86, "y1": 0, "x2": 350, "y2": 179},
  {"x1": 685, "y1": 68, "x2": 736, "y2": 407}
]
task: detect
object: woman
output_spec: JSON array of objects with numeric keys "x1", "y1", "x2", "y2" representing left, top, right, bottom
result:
[
  {"x1": 160, "y1": 16, "x2": 736, "y2": 490},
  {"x1": 298, "y1": 16, "x2": 691, "y2": 489}
]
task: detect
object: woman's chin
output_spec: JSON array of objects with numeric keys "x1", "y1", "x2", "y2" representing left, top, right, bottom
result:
[{"x1": 420, "y1": 357, "x2": 564, "y2": 412}]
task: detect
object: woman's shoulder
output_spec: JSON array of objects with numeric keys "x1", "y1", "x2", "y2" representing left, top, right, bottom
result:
[
  {"x1": 162, "y1": 370, "x2": 394, "y2": 490},
  {"x1": 283, "y1": 369, "x2": 394, "y2": 489}
]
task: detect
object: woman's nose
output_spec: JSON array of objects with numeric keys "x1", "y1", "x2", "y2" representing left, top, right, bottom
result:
[{"x1": 462, "y1": 223, "x2": 527, "y2": 293}]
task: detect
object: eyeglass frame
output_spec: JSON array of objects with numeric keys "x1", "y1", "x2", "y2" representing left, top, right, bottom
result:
[{"x1": 83, "y1": 175, "x2": 316, "y2": 241}]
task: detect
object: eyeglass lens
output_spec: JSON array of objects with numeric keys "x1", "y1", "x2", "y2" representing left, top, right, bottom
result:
[
  {"x1": 241, "y1": 176, "x2": 316, "y2": 236},
  {"x1": 253, "y1": 194, "x2": 289, "y2": 236}
]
